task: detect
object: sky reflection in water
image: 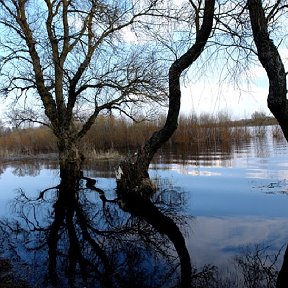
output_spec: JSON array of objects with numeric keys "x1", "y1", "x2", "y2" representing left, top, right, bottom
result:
[
  {"x1": 149, "y1": 135, "x2": 288, "y2": 268},
  {"x1": 1, "y1": 133, "x2": 288, "y2": 273}
]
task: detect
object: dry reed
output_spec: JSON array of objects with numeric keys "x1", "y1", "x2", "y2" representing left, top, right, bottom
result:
[{"x1": 0, "y1": 113, "x2": 282, "y2": 159}]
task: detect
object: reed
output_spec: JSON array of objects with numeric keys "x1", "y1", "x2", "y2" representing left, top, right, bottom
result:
[
  {"x1": 0, "y1": 127, "x2": 57, "y2": 156},
  {"x1": 0, "y1": 113, "x2": 282, "y2": 158},
  {"x1": 83, "y1": 148, "x2": 121, "y2": 160},
  {"x1": 172, "y1": 113, "x2": 252, "y2": 147}
]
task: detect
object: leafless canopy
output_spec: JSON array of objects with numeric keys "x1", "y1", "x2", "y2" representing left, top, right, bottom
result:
[{"x1": 0, "y1": 0, "x2": 178, "y2": 137}]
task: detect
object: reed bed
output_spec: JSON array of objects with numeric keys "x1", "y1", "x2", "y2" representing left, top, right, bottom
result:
[{"x1": 0, "y1": 113, "x2": 284, "y2": 159}]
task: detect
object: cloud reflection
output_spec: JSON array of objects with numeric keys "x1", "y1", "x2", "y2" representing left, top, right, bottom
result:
[{"x1": 186, "y1": 216, "x2": 288, "y2": 268}]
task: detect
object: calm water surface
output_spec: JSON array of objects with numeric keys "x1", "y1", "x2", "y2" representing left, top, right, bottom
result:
[
  {"x1": 151, "y1": 135, "x2": 288, "y2": 268},
  {"x1": 1, "y1": 130, "x2": 288, "y2": 285}
]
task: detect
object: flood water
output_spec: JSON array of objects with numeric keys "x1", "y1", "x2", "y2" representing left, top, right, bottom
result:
[{"x1": 1, "y1": 126, "x2": 288, "y2": 287}]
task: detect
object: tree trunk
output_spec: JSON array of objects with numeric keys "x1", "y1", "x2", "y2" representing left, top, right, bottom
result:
[
  {"x1": 57, "y1": 136, "x2": 84, "y2": 180},
  {"x1": 248, "y1": 0, "x2": 288, "y2": 140},
  {"x1": 116, "y1": 2, "x2": 215, "y2": 287},
  {"x1": 116, "y1": 0, "x2": 215, "y2": 194}
]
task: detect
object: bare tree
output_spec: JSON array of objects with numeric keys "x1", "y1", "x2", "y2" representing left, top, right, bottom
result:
[
  {"x1": 0, "y1": 0, "x2": 217, "y2": 194},
  {"x1": 0, "y1": 0, "x2": 169, "y2": 174},
  {"x1": 116, "y1": 0, "x2": 215, "y2": 196}
]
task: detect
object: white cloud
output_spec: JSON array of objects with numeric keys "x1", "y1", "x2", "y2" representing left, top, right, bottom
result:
[
  {"x1": 186, "y1": 216, "x2": 288, "y2": 267},
  {"x1": 180, "y1": 67, "x2": 271, "y2": 119}
]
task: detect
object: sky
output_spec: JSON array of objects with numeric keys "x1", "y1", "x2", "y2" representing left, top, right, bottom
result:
[
  {"x1": 121, "y1": 19, "x2": 278, "y2": 121},
  {"x1": 179, "y1": 66, "x2": 271, "y2": 119},
  {"x1": 0, "y1": 63, "x2": 273, "y2": 123},
  {"x1": 179, "y1": 45, "x2": 288, "y2": 119},
  {"x1": 0, "y1": 42, "x2": 277, "y2": 123}
]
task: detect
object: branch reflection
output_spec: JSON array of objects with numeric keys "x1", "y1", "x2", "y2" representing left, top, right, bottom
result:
[{"x1": 0, "y1": 168, "x2": 191, "y2": 288}]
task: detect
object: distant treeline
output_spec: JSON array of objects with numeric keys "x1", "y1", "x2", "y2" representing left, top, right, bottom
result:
[{"x1": 0, "y1": 112, "x2": 283, "y2": 159}]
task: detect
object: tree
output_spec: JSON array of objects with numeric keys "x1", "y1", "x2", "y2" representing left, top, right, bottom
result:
[
  {"x1": 247, "y1": 1, "x2": 288, "y2": 287},
  {"x1": 212, "y1": 1, "x2": 288, "y2": 285},
  {"x1": 0, "y1": 0, "x2": 216, "y2": 191},
  {"x1": 116, "y1": 0, "x2": 215, "y2": 196},
  {"x1": 0, "y1": 3, "x2": 215, "y2": 284},
  {"x1": 0, "y1": 0, "x2": 168, "y2": 175}
]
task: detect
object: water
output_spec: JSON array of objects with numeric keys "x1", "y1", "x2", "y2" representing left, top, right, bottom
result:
[
  {"x1": 1, "y1": 129, "x2": 288, "y2": 286},
  {"x1": 149, "y1": 135, "x2": 288, "y2": 270}
]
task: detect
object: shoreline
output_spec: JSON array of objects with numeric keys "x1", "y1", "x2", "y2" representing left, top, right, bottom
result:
[{"x1": 0, "y1": 149, "x2": 124, "y2": 163}]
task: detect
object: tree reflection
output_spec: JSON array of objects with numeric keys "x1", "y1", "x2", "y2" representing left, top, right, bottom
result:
[
  {"x1": 277, "y1": 245, "x2": 288, "y2": 288},
  {"x1": 0, "y1": 169, "x2": 192, "y2": 288}
]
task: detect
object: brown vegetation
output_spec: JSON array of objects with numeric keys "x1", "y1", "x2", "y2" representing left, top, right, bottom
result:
[
  {"x1": 0, "y1": 126, "x2": 57, "y2": 158},
  {"x1": 0, "y1": 113, "x2": 283, "y2": 159}
]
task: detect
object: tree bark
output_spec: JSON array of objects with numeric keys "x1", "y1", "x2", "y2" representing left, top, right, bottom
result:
[
  {"x1": 248, "y1": 0, "x2": 288, "y2": 140},
  {"x1": 57, "y1": 136, "x2": 84, "y2": 179}
]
